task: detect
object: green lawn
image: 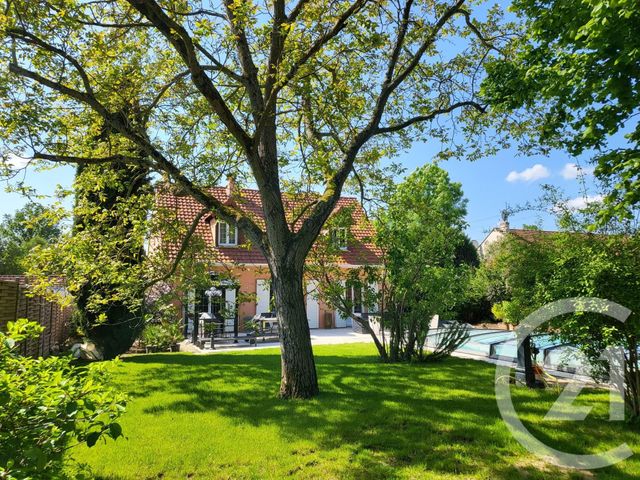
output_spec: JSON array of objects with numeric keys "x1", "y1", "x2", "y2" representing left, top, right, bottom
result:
[{"x1": 71, "y1": 344, "x2": 640, "y2": 479}]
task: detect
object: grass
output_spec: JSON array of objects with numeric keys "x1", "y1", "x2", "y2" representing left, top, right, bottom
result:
[{"x1": 71, "y1": 343, "x2": 640, "y2": 479}]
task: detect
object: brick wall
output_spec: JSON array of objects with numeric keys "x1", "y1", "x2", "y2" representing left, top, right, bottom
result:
[{"x1": 0, "y1": 276, "x2": 73, "y2": 357}]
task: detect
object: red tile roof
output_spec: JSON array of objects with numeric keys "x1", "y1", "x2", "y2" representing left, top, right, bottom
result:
[
  {"x1": 155, "y1": 186, "x2": 381, "y2": 265},
  {"x1": 507, "y1": 228, "x2": 559, "y2": 243},
  {"x1": 507, "y1": 228, "x2": 605, "y2": 243}
]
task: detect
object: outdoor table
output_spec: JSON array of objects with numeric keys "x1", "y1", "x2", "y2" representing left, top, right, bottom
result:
[{"x1": 254, "y1": 314, "x2": 279, "y2": 339}]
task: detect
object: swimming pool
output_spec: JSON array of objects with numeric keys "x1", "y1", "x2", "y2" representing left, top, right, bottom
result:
[{"x1": 426, "y1": 325, "x2": 594, "y2": 374}]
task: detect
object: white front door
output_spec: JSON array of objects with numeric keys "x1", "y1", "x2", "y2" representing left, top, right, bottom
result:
[
  {"x1": 256, "y1": 279, "x2": 271, "y2": 316},
  {"x1": 334, "y1": 281, "x2": 350, "y2": 328},
  {"x1": 305, "y1": 281, "x2": 320, "y2": 329},
  {"x1": 224, "y1": 288, "x2": 236, "y2": 333}
]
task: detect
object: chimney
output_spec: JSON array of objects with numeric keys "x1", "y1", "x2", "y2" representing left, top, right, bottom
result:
[
  {"x1": 497, "y1": 209, "x2": 510, "y2": 232},
  {"x1": 225, "y1": 175, "x2": 236, "y2": 198}
]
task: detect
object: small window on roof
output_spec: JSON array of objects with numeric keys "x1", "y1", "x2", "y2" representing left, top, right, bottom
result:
[
  {"x1": 217, "y1": 221, "x2": 238, "y2": 246},
  {"x1": 331, "y1": 227, "x2": 348, "y2": 250}
]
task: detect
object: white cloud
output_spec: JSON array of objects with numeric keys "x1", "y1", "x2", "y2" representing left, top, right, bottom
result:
[
  {"x1": 506, "y1": 164, "x2": 550, "y2": 183},
  {"x1": 560, "y1": 162, "x2": 595, "y2": 180},
  {"x1": 565, "y1": 194, "x2": 604, "y2": 210},
  {"x1": 3, "y1": 153, "x2": 31, "y2": 170}
]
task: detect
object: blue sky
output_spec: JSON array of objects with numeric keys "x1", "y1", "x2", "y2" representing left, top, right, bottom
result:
[
  {"x1": 396, "y1": 144, "x2": 601, "y2": 242},
  {"x1": 0, "y1": 144, "x2": 601, "y2": 243}
]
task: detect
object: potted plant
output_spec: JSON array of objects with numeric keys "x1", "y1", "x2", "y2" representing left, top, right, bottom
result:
[
  {"x1": 165, "y1": 321, "x2": 183, "y2": 352},
  {"x1": 142, "y1": 324, "x2": 164, "y2": 353},
  {"x1": 244, "y1": 318, "x2": 260, "y2": 345}
]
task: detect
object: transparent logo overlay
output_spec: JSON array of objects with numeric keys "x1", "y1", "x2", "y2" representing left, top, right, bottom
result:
[{"x1": 494, "y1": 297, "x2": 633, "y2": 470}]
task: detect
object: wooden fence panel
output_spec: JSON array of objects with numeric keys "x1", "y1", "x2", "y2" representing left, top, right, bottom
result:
[{"x1": 0, "y1": 276, "x2": 72, "y2": 357}]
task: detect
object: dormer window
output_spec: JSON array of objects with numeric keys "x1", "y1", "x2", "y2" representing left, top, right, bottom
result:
[
  {"x1": 217, "y1": 221, "x2": 238, "y2": 246},
  {"x1": 331, "y1": 227, "x2": 348, "y2": 250}
]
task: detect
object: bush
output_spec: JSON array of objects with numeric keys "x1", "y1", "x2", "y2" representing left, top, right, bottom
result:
[
  {"x1": 141, "y1": 320, "x2": 183, "y2": 352},
  {"x1": 425, "y1": 321, "x2": 470, "y2": 361},
  {"x1": 0, "y1": 319, "x2": 126, "y2": 479}
]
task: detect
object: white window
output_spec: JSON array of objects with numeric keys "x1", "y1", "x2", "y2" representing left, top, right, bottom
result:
[
  {"x1": 217, "y1": 221, "x2": 238, "y2": 246},
  {"x1": 331, "y1": 227, "x2": 348, "y2": 250}
]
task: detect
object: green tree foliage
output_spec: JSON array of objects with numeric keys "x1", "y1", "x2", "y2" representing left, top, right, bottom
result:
[
  {"x1": 313, "y1": 164, "x2": 471, "y2": 362},
  {"x1": 452, "y1": 235, "x2": 493, "y2": 324},
  {"x1": 378, "y1": 164, "x2": 471, "y2": 361},
  {"x1": 0, "y1": 319, "x2": 126, "y2": 478},
  {"x1": 482, "y1": 0, "x2": 640, "y2": 223},
  {"x1": 479, "y1": 217, "x2": 640, "y2": 417},
  {"x1": 0, "y1": 202, "x2": 61, "y2": 274},
  {"x1": 0, "y1": 0, "x2": 507, "y2": 398},
  {"x1": 73, "y1": 163, "x2": 151, "y2": 359},
  {"x1": 28, "y1": 163, "x2": 152, "y2": 360},
  {"x1": 478, "y1": 234, "x2": 554, "y2": 327}
]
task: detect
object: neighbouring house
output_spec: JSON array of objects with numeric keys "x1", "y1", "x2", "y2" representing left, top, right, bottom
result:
[
  {"x1": 153, "y1": 178, "x2": 382, "y2": 338},
  {"x1": 477, "y1": 217, "x2": 511, "y2": 258},
  {"x1": 477, "y1": 218, "x2": 558, "y2": 258}
]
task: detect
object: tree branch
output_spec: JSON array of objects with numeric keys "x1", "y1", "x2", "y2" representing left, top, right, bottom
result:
[
  {"x1": 295, "y1": 0, "x2": 468, "y2": 251},
  {"x1": 32, "y1": 153, "x2": 140, "y2": 164},
  {"x1": 222, "y1": 0, "x2": 264, "y2": 115},
  {"x1": 259, "y1": 0, "x2": 369, "y2": 134},
  {"x1": 193, "y1": 42, "x2": 247, "y2": 85},
  {"x1": 382, "y1": 0, "x2": 415, "y2": 92},
  {"x1": 143, "y1": 207, "x2": 209, "y2": 289},
  {"x1": 264, "y1": 0, "x2": 287, "y2": 113},
  {"x1": 9, "y1": 60, "x2": 267, "y2": 252},
  {"x1": 457, "y1": 8, "x2": 504, "y2": 54},
  {"x1": 375, "y1": 101, "x2": 485, "y2": 135},
  {"x1": 287, "y1": 0, "x2": 312, "y2": 23},
  {"x1": 145, "y1": 64, "x2": 244, "y2": 115},
  {"x1": 167, "y1": 8, "x2": 226, "y2": 20},
  {"x1": 7, "y1": 28, "x2": 96, "y2": 96},
  {"x1": 372, "y1": 0, "x2": 466, "y2": 129},
  {"x1": 126, "y1": 0, "x2": 253, "y2": 153},
  {"x1": 42, "y1": 1, "x2": 152, "y2": 28}
]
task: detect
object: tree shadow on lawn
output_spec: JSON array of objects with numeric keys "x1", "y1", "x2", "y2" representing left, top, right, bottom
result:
[{"x1": 118, "y1": 351, "x2": 637, "y2": 479}]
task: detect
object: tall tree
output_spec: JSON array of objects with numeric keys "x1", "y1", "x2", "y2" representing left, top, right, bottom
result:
[
  {"x1": 71, "y1": 161, "x2": 151, "y2": 359},
  {"x1": 481, "y1": 0, "x2": 640, "y2": 223},
  {"x1": 377, "y1": 163, "x2": 471, "y2": 361},
  {"x1": 312, "y1": 164, "x2": 472, "y2": 362},
  {"x1": 0, "y1": 202, "x2": 61, "y2": 274},
  {"x1": 0, "y1": 0, "x2": 506, "y2": 398}
]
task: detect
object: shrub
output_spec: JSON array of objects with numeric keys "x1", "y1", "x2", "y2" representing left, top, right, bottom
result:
[
  {"x1": 0, "y1": 319, "x2": 126, "y2": 479},
  {"x1": 141, "y1": 320, "x2": 183, "y2": 351}
]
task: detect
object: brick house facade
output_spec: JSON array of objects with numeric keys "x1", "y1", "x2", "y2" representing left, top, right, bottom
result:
[{"x1": 154, "y1": 179, "x2": 382, "y2": 334}]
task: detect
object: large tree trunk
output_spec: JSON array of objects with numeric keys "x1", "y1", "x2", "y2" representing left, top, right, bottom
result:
[{"x1": 271, "y1": 261, "x2": 319, "y2": 399}]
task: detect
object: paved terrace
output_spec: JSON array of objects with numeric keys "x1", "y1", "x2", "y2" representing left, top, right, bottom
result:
[{"x1": 180, "y1": 328, "x2": 373, "y2": 354}]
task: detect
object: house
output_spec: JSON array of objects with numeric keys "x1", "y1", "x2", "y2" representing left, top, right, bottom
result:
[
  {"x1": 154, "y1": 178, "x2": 382, "y2": 337},
  {"x1": 477, "y1": 218, "x2": 559, "y2": 258}
]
